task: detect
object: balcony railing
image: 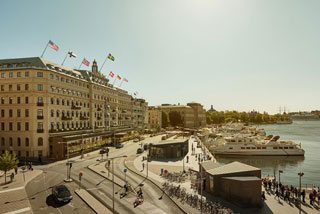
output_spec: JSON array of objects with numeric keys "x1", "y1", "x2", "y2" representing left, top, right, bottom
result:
[
  {"x1": 97, "y1": 107, "x2": 102, "y2": 111},
  {"x1": 37, "y1": 129, "x2": 44, "y2": 133},
  {"x1": 80, "y1": 116, "x2": 89, "y2": 120},
  {"x1": 62, "y1": 116, "x2": 72, "y2": 120},
  {"x1": 71, "y1": 105, "x2": 81, "y2": 110},
  {"x1": 37, "y1": 115, "x2": 44, "y2": 119},
  {"x1": 37, "y1": 102, "x2": 44, "y2": 106}
]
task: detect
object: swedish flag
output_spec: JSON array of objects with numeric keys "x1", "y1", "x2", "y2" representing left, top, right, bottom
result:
[{"x1": 108, "y1": 53, "x2": 115, "y2": 61}]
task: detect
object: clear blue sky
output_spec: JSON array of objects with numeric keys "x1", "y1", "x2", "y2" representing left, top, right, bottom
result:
[{"x1": 1, "y1": 0, "x2": 320, "y2": 114}]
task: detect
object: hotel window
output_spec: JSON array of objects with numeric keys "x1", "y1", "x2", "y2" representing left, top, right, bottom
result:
[
  {"x1": 37, "y1": 72, "x2": 43, "y2": 77},
  {"x1": 25, "y1": 84, "x2": 29, "y2": 90},
  {"x1": 56, "y1": 76, "x2": 59, "y2": 81},
  {"x1": 25, "y1": 109, "x2": 29, "y2": 117},
  {"x1": 37, "y1": 84, "x2": 43, "y2": 91},
  {"x1": 61, "y1": 77, "x2": 64, "y2": 82},
  {"x1": 1, "y1": 110, "x2": 4, "y2": 117},
  {"x1": 49, "y1": 74, "x2": 53, "y2": 79},
  {"x1": 17, "y1": 97, "x2": 20, "y2": 104},
  {"x1": 9, "y1": 84, "x2": 12, "y2": 91},
  {"x1": 9, "y1": 109, "x2": 13, "y2": 117},
  {"x1": 25, "y1": 122, "x2": 29, "y2": 131},
  {"x1": 17, "y1": 84, "x2": 21, "y2": 91},
  {"x1": 1, "y1": 138, "x2": 4, "y2": 146},
  {"x1": 56, "y1": 99, "x2": 60, "y2": 105},
  {"x1": 37, "y1": 109, "x2": 43, "y2": 117},
  {"x1": 9, "y1": 122, "x2": 13, "y2": 131},
  {"x1": 51, "y1": 110, "x2": 54, "y2": 117},
  {"x1": 17, "y1": 123, "x2": 21, "y2": 131},
  {"x1": 38, "y1": 97, "x2": 43, "y2": 103},
  {"x1": 1, "y1": 73, "x2": 5, "y2": 78},
  {"x1": 17, "y1": 109, "x2": 21, "y2": 117},
  {"x1": 37, "y1": 122, "x2": 43, "y2": 130},
  {"x1": 25, "y1": 138, "x2": 29, "y2": 147},
  {"x1": 0, "y1": 85, "x2": 4, "y2": 91},
  {"x1": 17, "y1": 72, "x2": 21, "y2": 77},
  {"x1": 51, "y1": 98, "x2": 54, "y2": 104},
  {"x1": 25, "y1": 96, "x2": 29, "y2": 104},
  {"x1": 25, "y1": 71, "x2": 29, "y2": 77},
  {"x1": 9, "y1": 138, "x2": 13, "y2": 146},
  {"x1": 9, "y1": 72, "x2": 13, "y2": 78},
  {"x1": 1, "y1": 123, "x2": 4, "y2": 131},
  {"x1": 9, "y1": 97, "x2": 13, "y2": 104},
  {"x1": 38, "y1": 137, "x2": 43, "y2": 146},
  {"x1": 1, "y1": 98, "x2": 4, "y2": 104}
]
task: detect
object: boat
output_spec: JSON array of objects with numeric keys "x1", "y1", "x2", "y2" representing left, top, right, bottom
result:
[{"x1": 210, "y1": 135, "x2": 305, "y2": 156}]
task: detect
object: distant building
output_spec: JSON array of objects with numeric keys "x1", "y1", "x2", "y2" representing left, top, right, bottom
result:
[
  {"x1": 207, "y1": 105, "x2": 216, "y2": 113},
  {"x1": 148, "y1": 106, "x2": 162, "y2": 129},
  {"x1": 160, "y1": 102, "x2": 206, "y2": 128}
]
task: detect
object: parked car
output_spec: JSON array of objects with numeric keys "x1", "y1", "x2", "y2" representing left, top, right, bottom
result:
[
  {"x1": 143, "y1": 144, "x2": 149, "y2": 150},
  {"x1": 115, "y1": 143, "x2": 124, "y2": 149},
  {"x1": 100, "y1": 147, "x2": 109, "y2": 154},
  {"x1": 137, "y1": 148, "x2": 144, "y2": 154},
  {"x1": 52, "y1": 185, "x2": 72, "y2": 203},
  {"x1": 133, "y1": 138, "x2": 139, "y2": 143}
]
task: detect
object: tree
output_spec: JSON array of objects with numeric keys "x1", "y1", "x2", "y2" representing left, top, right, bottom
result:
[
  {"x1": 0, "y1": 150, "x2": 19, "y2": 184},
  {"x1": 161, "y1": 111, "x2": 169, "y2": 128},
  {"x1": 169, "y1": 111, "x2": 183, "y2": 127}
]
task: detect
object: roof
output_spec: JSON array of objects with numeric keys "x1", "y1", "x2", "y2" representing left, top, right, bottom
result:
[
  {"x1": 221, "y1": 176, "x2": 261, "y2": 181},
  {"x1": 207, "y1": 161, "x2": 260, "y2": 176},
  {"x1": 152, "y1": 139, "x2": 188, "y2": 146},
  {"x1": 200, "y1": 161, "x2": 220, "y2": 171}
]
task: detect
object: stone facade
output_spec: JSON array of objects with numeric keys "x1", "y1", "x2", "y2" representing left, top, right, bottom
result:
[{"x1": 147, "y1": 106, "x2": 162, "y2": 129}]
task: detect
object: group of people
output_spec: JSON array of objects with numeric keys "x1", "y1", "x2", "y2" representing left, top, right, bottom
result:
[{"x1": 262, "y1": 177, "x2": 320, "y2": 206}]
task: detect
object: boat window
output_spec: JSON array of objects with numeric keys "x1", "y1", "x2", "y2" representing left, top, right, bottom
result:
[
  {"x1": 273, "y1": 147, "x2": 278, "y2": 149},
  {"x1": 262, "y1": 147, "x2": 266, "y2": 149},
  {"x1": 284, "y1": 147, "x2": 288, "y2": 149},
  {"x1": 231, "y1": 140, "x2": 235, "y2": 142},
  {"x1": 241, "y1": 147, "x2": 245, "y2": 149},
  {"x1": 279, "y1": 147, "x2": 283, "y2": 149},
  {"x1": 229, "y1": 147, "x2": 233, "y2": 150},
  {"x1": 289, "y1": 147, "x2": 294, "y2": 149},
  {"x1": 238, "y1": 140, "x2": 242, "y2": 142},
  {"x1": 251, "y1": 147, "x2": 255, "y2": 149},
  {"x1": 246, "y1": 147, "x2": 250, "y2": 149},
  {"x1": 257, "y1": 147, "x2": 261, "y2": 149}
]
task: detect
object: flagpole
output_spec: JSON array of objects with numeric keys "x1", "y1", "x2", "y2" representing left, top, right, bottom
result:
[
  {"x1": 99, "y1": 56, "x2": 108, "y2": 73},
  {"x1": 105, "y1": 73, "x2": 110, "y2": 79},
  {"x1": 78, "y1": 63, "x2": 82, "y2": 70},
  {"x1": 119, "y1": 79, "x2": 124, "y2": 87},
  {"x1": 112, "y1": 78, "x2": 117, "y2": 85},
  {"x1": 40, "y1": 41, "x2": 49, "y2": 58},
  {"x1": 61, "y1": 50, "x2": 69, "y2": 66}
]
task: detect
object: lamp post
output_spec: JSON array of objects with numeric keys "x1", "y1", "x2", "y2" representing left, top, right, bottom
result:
[
  {"x1": 58, "y1": 141, "x2": 72, "y2": 182},
  {"x1": 298, "y1": 172, "x2": 304, "y2": 214},
  {"x1": 109, "y1": 155, "x2": 127, "y2": 214}
]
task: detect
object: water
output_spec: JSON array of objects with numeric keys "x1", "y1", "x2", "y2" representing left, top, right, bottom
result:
[{"x1": 215, "y1": 121, "x2": 320, "y2": 187}]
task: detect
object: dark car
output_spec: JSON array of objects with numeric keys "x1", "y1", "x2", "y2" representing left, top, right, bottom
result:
[
  {"x1": 115, "y1": 143, "x2": 124, "y2": 149},
  {"x1": 99, "y1": 147, "x2": 109, "y2": 154},
  {"x1": 52, "y1": 185, "x2": 72, "y2": 203},
  {"x1": 137, "y1": 148, "x2": 144, "y2": 154},
  {"x1": 143, "y1": 144, "x2": 149, "y2": 150}
]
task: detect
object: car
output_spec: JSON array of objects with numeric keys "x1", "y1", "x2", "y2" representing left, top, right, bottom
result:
[
  {"x1": 99, "y1": 147, "x2": 109, "y2": 154},
  {"x1": 115, "y1": 143, "x2": 124, "y2": 149},
  {"x1": 52, "y1": 185, "x2": 72, "y2": 203},
  {"x1": 143, "y1": 144, "x2": 149, "y2": 150},
  {"x1": 133, "y1": 138, "x2": 139, "y2": 143},
  {"x1": 137, "y1": 148, "x2": 144, "y2": 154}
]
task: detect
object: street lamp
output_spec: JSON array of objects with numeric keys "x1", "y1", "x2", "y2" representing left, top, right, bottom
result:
[
  {"x1": 109, "y1": 155, "x2": 128, "y2": 214},
  {"x1": 58, "y1": 141, "x2": 72, "y2": 182},
  {"x1": 298, "y1": 172, "x2": 304, "y2": 214}
]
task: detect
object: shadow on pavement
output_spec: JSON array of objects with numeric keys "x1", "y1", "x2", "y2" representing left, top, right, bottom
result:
[{"x1": 46, "y1": 194, "x2": 67, "y2": 208}]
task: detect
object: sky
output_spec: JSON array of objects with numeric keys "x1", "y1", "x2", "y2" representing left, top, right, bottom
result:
[{"x1": 1, "y1": 0, "x2": 320, "y2": 114}]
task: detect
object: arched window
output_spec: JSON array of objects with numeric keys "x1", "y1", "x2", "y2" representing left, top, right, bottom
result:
[
  {"x1": 56, "y1": 110, "x2": 60, "y2": 117},
  {"x1": 38, "y1": 97, "x2": 43, "y2": 103},
  {"x1": 17, "y1": 137, "x2": 21, "y2": 146},
  {"x1": 56, "y1": 122, "x2": 60, "y2": 130},
  {"x1": 62, "y1": 122, "x2": 65, "y2": 129},
  {"x1": 1, "y1": 137, "x2": 5, "y2": 146},
  {"x1": 25, "y1": 138, "x2": 29, "y2": 147},
  {"x1": 56, "y1": 98, "x2": 60, "y2": 105},
  {"x1": 38, "y1": 137, "x2": 43, "y2": 146},
  {"x1": 62, "y1": 110, "x2": 65, "y2": 117},
  {"x1": 67, "y1": 100, "x2": 69, "y2": 106},
  {"x1": 51, "y1": 122, "x2": 55, "y2": 130},
  {"x1": 51, "y1": 109, "x2": 54, "y2": 117}
]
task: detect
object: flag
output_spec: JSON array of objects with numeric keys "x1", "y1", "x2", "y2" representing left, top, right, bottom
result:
[
  {"x1": 109, "y1": 71, "x2": 114, "y2": 78},
  {"x1": 82, "y1": 58, "x2": 90, "y2": 66},
  {"x1": 124, "y1": 78, "x2": 128, "y2": 82},
  {"x1": 48, "y1": 40, "x2": 59, "y2": 51},
  {"x1": 116, "y1": 75, "x2": 121, "y2": 80},
  {"x1": 108, "y1": 53, "x2": 115, "y2": 61},
  {"x1": 68, "y1": 51, "x2": 77, "y2": 58}
]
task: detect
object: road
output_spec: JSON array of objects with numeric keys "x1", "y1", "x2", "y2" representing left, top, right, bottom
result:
[{"x1": 26, "y1": 135, "x2": 184, "y2": 214}]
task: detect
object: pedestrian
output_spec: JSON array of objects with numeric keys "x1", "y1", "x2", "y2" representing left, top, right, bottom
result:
[
  {"x1": 10, "y1": 172, "x2": 14, "y2": 182},
  {"x1": 14, "y1": 166, "x2": 18, "y2": 174},
  {"x1": 142, "y1": 162, "x2": 144, "y2": 171},
  {"x1": 309, "y1": 192, "x2": 313, "y2": 205},
  {"x1": 275, "y1": 189, "x2": 280, "y2": 200},
  {"x1": 262, "y1": 191, "x2": 266, "y2": 200},
  {"x1": 302, "y1": 189, "x2": 306, "y2": 203}
]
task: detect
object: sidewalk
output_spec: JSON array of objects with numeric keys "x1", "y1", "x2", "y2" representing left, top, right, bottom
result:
[
  {"x1": 75, "y1": 189, "x2": 112, "y2": 214},
  {"x1": 0, "y1": 168, "x2": 42, "y2": 214}
]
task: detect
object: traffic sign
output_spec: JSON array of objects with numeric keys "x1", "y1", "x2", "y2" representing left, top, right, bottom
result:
[
  {"x1": 124, "y1": 168, "x2": 127, "y2": 173},
  {"x1": 79, "y1": 172, "x2": 83, "y2": 181}
]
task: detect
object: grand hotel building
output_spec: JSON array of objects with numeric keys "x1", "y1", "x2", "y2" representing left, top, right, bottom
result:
[{"x1": 0, "y1": 57, "x2": 147, "y2": 160}]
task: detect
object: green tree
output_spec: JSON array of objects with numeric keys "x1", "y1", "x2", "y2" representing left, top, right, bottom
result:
[
  {"x1": 0, "y1": 151, "x2": 19, "y2": 184},
  {"x1": 169, "y1": 111, "x2": 183, "y2": 127},
  {"x1": 161, "y1": 111, "x2": 169, "y2": 128}
]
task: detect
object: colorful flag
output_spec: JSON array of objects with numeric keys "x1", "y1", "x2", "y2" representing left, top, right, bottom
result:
[
  {"x1": 124, "y1": 78, "x2": 128, "y2": 82},
  {"x1": 68, "y1": 51, "x2": 77, "y2": 58},
  {"x1": 82, "y1": 58, "x2": 90, "y2": 66},
  {"x1": 116, "y1": 75, "x2": 121, "y2": 80},
  {"x1": 48, "y1": 40, "x2": 59, "y2": 51},
  {"x1": 109, "y1": 71, "x2": 114, "y2": 78},
  {"x1": 108, "y1": 53, "x2": 115, "y2": 61}
]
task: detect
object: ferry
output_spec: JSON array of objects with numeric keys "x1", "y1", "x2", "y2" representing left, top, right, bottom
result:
[{"x1": 210, "y1": 135, "x2": 305, "y2": 156}]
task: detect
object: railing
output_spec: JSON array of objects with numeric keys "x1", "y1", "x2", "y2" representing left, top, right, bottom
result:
[
  {"x1": 71, "y1": 105, "x2": 81, "y2": 110},
  {"x1": 37, "y1": 129, "x2": 44, "y2": 133},
  {"x1": 37, "y1": 102, "x2": 44, "y2": 106},
  {"x1": 37, "y1": 115, "x2": 44, "y2": 119}
]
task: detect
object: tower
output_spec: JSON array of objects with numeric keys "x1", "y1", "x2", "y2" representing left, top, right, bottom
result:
[{"x1": 92, "y1": 59, "x2": 98, "y2": 73}]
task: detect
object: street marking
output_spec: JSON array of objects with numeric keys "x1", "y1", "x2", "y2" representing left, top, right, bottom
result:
[
  {"x1": 0, "y1": 186, "x2": 24, "y2": 194},
  {"x1": 4, "y1": 207, "x2": 30, "y2": 214}
]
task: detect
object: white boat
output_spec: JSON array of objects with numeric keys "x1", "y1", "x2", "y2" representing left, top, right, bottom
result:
[{"x1": 210, "y1": 135, "x2": 305, "y2": 156}]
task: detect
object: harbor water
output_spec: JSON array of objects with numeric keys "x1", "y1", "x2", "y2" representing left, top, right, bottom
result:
[{"x1": 215, "y1": 121, "x2": 320, "y2": 187}]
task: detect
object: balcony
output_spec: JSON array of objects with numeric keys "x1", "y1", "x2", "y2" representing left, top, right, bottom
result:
[
  {"x1": 80, "y1": 116, "x2": 89, "y2": 120},
  {"x1": 37, "y1": 129, "x2": 44, "y2": 133},
  {"x1": 62, "y1": 116, "x2": 72, "y2": 120},
  {"x1": 37, "y1": 115, "x2": 44, "y2": 119},
  {"x1": 71, "y1": 105, "x2": 81, "y2": 110},
  {"x1": 37, "y1": 102, "x2": 44, "y2": 106},
  {"x1": 97, "y1": 107, "x2": 102, "y2": 111}
]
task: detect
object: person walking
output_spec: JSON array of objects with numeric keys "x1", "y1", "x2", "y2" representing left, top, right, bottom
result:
[
  {"x1": 262, "y1": 191, "x2": 266, "y2": 200},
  {"x1": 14, "y1": 166, "x2": 18, "y2": 174},
  {"x1": 309, "y1": 192, "x2": 313, "y2": 205},
  {"x1": 10, "y1": 172, "x2": 14, "y2": 182},
  {"x1": 302, "y1": 189, "x2": 306, "y2": 203},
  {"x1": 275, "y1": 189, "x2": 280, "y2": 200},
  {"x1": 142, "y1": 162, "x2": 145, "y2": 171}
]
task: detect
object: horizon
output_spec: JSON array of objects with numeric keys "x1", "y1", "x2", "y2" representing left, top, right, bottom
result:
[{"x1": 1, "y1": 0, "x2": 320, "y2": 114}]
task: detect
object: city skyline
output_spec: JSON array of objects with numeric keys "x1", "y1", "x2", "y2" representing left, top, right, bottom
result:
[{"x1": 1, "y1": 0, "x2": 320, "y2": 114}]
